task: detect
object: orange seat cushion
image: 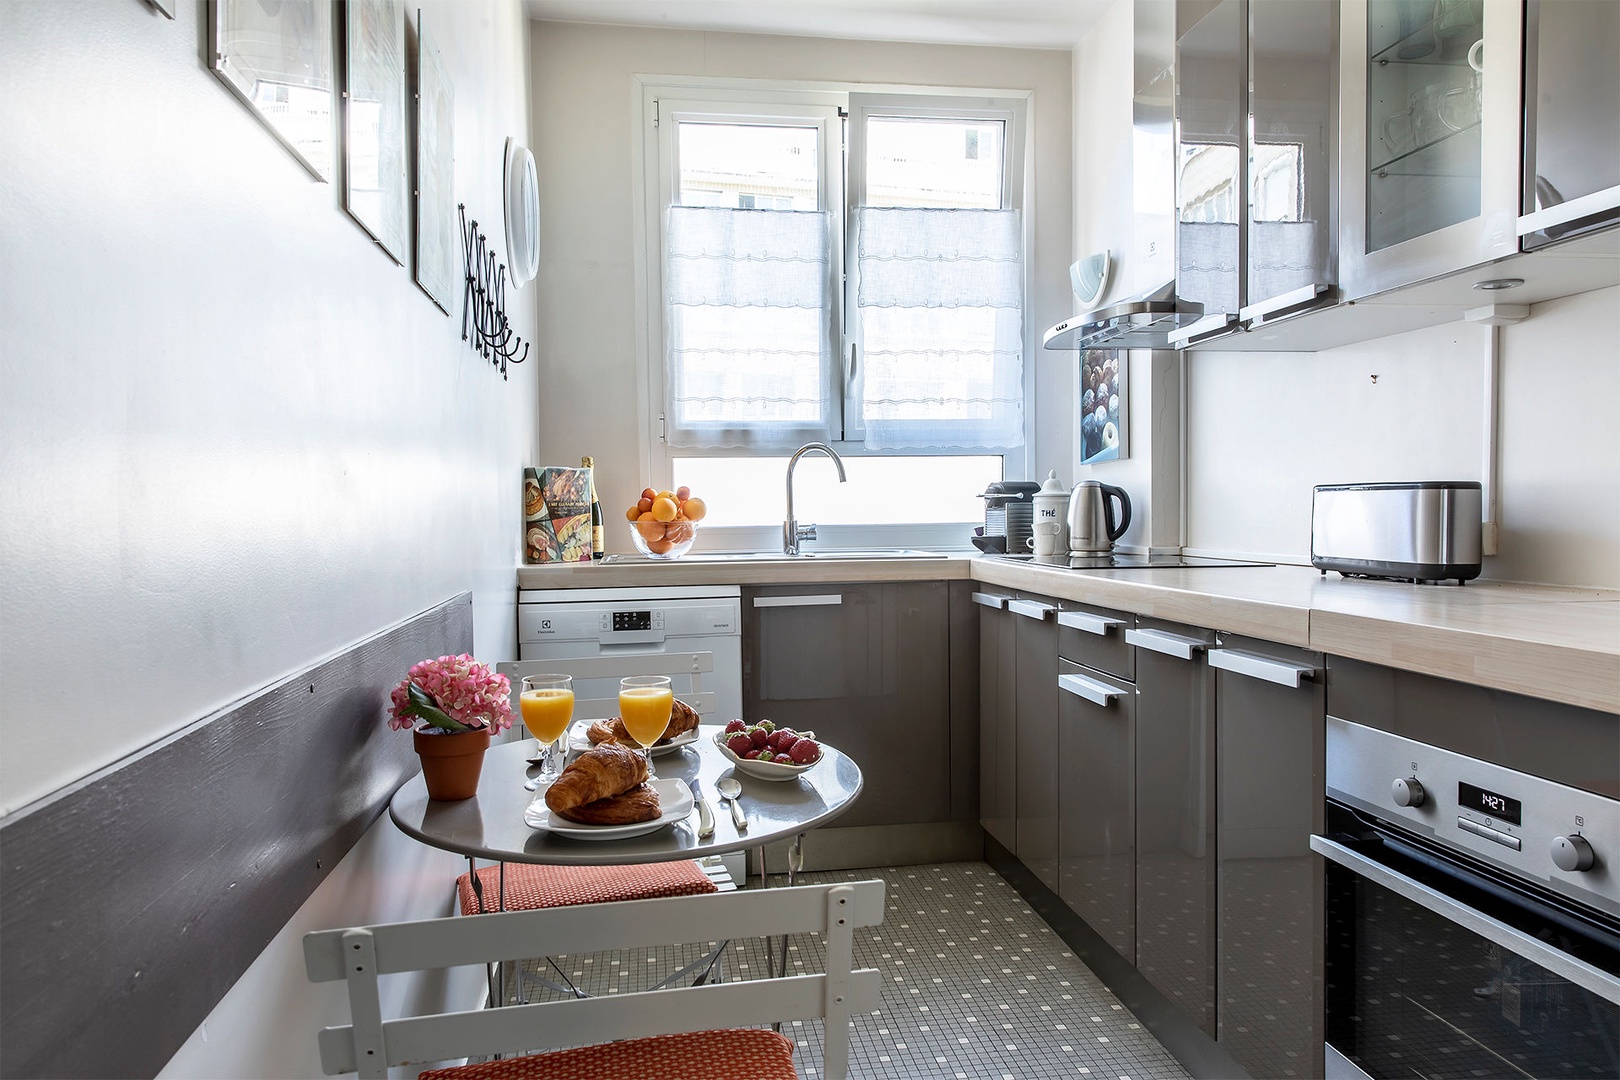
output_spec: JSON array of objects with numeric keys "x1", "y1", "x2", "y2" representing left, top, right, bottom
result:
[
  {"x1": 416, "y1": 1027, "x2": 797, "y2": 1080},
  {"x1": 456, "y1": 861, "x2": 718, "y2": 916}
]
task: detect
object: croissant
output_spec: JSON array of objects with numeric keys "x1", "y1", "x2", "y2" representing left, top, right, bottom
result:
[
  {"x1": 554, "y1": 782, "x2": 661, "y2": 825},
  {"x1": 586, "y1": 697, "x2": 701, "y2": 746},
  {"x1": 544, "y1": 740, "x2": 648, "y2": 814}
]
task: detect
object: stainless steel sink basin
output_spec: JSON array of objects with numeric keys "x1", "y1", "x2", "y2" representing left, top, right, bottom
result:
[{"x1": 600, "y1": 548, "x2": 949, "y2": 564}]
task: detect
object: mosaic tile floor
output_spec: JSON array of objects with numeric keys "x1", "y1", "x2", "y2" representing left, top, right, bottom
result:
[{"x1": 515, "y1": 862, "x2": 1192, "y2": 1079}]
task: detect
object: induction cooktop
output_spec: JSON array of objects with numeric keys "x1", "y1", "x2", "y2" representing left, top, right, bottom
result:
[{"x1": 989, "y1": 553, "x2": 1274, "y2": 570}]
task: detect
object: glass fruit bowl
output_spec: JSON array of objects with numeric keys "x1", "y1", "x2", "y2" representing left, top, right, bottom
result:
[{"x1": 629, "y1": 518, "x2": 698, "y2": 559}]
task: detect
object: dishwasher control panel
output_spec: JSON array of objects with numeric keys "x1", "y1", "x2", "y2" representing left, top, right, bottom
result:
[{"x1": 607, "y1": 610, "x2": 660, "y2": 633}]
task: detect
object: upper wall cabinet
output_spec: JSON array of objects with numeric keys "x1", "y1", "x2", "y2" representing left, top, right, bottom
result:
[
  {"x1": 1519, "y1": 0, "x2": 1620, "y2": 250},
  {"x1": 1171, "y1": 0, "x2": 1338, "y2": 348},
  {"x1": 1339, "y1": 0, "x2": 1521, "y2": 300}
]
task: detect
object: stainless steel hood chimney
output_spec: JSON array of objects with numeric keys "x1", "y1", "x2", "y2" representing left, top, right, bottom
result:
[
  {"x1": 1044, "y1": 0, "x2": 1195, "y2": 352},
  {"x1": 1042, "y1": 281, "x2": 1200, "y2": 351}
]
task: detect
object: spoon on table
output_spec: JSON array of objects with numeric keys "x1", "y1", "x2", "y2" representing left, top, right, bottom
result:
[{"x1": 716, "y1": 776, "x2": 747, "y2": 832}]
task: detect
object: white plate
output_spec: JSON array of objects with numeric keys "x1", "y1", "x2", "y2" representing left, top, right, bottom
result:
[
  {"x1": 523, "y1": 777, "x2": 694, "y2": 839},
  {"x1": 712, "y1": 731, "x2": 824, "y2": 781},
  {"x1": 566, "y1": 720, "x2": 699, "y2": 756}
]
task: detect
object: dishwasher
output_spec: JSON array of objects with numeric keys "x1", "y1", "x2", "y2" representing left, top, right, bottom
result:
[{"x1": 513, "y1": 585, "x2": 743, "y2": 723}]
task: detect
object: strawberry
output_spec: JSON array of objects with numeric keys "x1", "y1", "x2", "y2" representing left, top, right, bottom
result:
[
  {"x1": 724, "y1": 719, "x2": 746, "y2": 734},
  {"x1": 726, "y1": 733, "x2": 754, "y2": 756},
  {"x1": 789, "y1": 738, "x2": 821, "y2": 764},
  {"x1": 749, "y1": 727, "x2": 771, "y2": 749}
]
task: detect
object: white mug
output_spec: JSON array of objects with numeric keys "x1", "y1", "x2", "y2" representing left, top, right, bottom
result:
[{"x1": 1030, "y1": 518, "x2": 1065, "y2": 557}]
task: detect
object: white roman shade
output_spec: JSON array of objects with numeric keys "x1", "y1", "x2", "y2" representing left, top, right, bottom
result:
[
  {"x1": 855, "y1": 207, "x2": 1024, "y2": 451},
  {"x1": 663, "y1": 206, "x2": 836, "y2": 450}
]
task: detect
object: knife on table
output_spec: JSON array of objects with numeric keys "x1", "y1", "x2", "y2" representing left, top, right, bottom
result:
[{"x1": 690, "y1": 777, "x2": 715, "y2": 839}]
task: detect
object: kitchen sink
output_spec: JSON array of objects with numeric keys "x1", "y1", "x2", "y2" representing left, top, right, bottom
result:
[{"x1": 600, "y1": 548, "x2": 949, "y2": 564}]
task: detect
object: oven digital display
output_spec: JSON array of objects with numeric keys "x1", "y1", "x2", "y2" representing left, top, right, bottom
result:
[{"x1": 1458, "y1": 782, "x2": 1522, "y2": 825}]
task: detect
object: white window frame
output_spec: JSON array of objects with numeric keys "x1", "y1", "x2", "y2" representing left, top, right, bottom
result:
[
  {"x1": 845, "y1": 93, "x2": 1028, "y2": 448},
  {"x1": 632, "y1": 77, "x2": 1031, "y2": 551}
]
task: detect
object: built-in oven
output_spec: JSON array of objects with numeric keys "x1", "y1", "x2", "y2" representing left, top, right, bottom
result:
[{"x1": 1312, "y1": 718, "x2": 1620, "y2": 1079}]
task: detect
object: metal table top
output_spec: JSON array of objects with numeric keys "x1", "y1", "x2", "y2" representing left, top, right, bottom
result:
[{"x1": 389, "y1": 725, "x2": 864, "y2": 865}]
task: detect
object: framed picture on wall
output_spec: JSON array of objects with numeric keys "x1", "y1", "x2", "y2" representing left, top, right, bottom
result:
[
  {"x1": 413, "y1": 13, "x2": 456, "y2": 312},
  {"x1": 209, "y1": 0, "x2": 335, "y2": 182},
  {"x1": 342, "y1": 0, "x2": 408, "y2": 264},
  {"x1": 1078, "y1": 349, "x2": 1127, "y2": 464}
]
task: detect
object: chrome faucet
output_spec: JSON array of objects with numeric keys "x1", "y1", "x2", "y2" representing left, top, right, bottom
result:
[{"x1": 783, "y1": 442, "x2": 847, "y2": 555}]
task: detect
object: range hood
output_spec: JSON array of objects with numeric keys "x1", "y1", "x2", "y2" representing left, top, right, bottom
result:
[{"x1": 1042, "y1": 281, "x2": 1201, "y2": 351}]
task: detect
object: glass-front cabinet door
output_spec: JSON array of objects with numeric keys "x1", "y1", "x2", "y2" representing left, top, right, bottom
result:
[
  {"x1": 1339, "y1": 0, "x2": 1521, "y2": 300},
  {"x1": 1242, "y1": 0, "x2": 1337, "y2": 329}
]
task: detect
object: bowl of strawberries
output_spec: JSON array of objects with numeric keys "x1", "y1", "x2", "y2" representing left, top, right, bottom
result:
[{"x1": 714, "y1": 719, "x2": 824, "y2": 780}]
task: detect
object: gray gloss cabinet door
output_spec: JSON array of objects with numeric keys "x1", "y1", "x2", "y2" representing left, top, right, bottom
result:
[
  {"x1": 1057, "y1": 659, "x2": 1136, "y2": 964},
  {"x1": 744, "y1": 581, "x2": 950, "y2": 828},
  {"x1": 1214, "y1": 635, "x2": 1325, "y2": 1080},
  {"x1": 1012, "y1": 597, "x2": 1059, "y2": 891},
  {"x1": 977, "y1": 593, "x2": 1018, "y2": 849},
  {"x1": 1130, "y1": 619, "x2": 1218, "y2": 1036}
]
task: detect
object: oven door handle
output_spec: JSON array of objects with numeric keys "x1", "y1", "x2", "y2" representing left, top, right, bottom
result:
[{"x1": 1311, "y1": 835, "x2": 1620, "y2": 1005}]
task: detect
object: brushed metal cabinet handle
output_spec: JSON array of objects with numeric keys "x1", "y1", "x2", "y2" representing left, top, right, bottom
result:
[
  {"x1": 1057, "y1": 610, "x2": 1126, "y2": 636},
  {"x1": 1208, "y1": 648, "x2": 1318, "y2": 688},
  {"x1": 1007, "y1": 599, "x2": 1056, "y2": 620},
  {"x1": 1124, "y1": 627, "x2": 1206, "y2": 661},
  {"x1": 752, "y1": 594, "x2": 843, "y2": 608},
  {"x1": 971, "y1": 592, "x2": 1009, "y2": 610},
  {"x1": 1058, "y1": 671, "x2": 1128, "y2": 706}
]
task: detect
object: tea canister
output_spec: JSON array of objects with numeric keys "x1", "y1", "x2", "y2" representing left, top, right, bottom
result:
[{"x1": 1031, "y1": 471, "x2": 1069, "y2": 556}]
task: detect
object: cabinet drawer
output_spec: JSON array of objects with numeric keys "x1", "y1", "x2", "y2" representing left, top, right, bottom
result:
[{"x1": 1057, "y1": 604, "x2": 1136, "y2": 682}]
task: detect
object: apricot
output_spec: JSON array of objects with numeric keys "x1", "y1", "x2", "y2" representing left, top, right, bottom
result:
[
  {"x1": 640, "y1": 487, "x2": 657, "y2": 501},
  {"x1": 625, "y1": 505, "x2": 641, "y2": 522},
  {"x1": 676, "y1": 485, "x2": 691, "y2": 501},
  {"x1": 637, "y1": 496, "x2": 654, "y2": 514}
]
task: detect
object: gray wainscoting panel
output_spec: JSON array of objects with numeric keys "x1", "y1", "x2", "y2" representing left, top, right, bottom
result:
[{"x1": 0, "y1": 593, "x2": 473, "y2": 1079}]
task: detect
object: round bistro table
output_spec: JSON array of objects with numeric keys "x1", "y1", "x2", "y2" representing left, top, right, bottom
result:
[{"x1": 389, "y1": 725, "x2": 864, "y2": 867}]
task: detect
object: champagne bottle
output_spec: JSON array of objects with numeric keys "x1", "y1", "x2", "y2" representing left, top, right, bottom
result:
[{"x1": 583, "y1": 455, "x2": 605, "y2": 559}]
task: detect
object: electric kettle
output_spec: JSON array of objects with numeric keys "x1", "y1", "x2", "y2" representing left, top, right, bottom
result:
[{"x1": 1067, "y1": 481, "x2": 1132, "y2": 554}]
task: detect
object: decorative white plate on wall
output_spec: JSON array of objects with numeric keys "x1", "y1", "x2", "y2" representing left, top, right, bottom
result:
[{"x1": 503, "y1": 136, "x2": 540, "y2": 288}]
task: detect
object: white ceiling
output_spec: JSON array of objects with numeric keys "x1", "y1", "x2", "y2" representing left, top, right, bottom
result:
[{"x1": 522, "y1": 0, "x2": 1114, "y2": 50}]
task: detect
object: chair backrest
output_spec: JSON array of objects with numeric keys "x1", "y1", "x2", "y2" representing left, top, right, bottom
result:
[
  {"x1": 305, "y1": 879, "x2": 886, "y2": 1080},
  {"x1": 497, "y1": 653, "x2": 716, "y2": 723}
]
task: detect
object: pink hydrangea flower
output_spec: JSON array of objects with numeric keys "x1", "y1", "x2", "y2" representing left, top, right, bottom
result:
[{"x1": 387, "y1": 654, "x2": 512, "y2": 734}]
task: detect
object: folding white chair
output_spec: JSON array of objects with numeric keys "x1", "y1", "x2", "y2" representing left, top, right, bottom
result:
[{"x1": 305, "y1": 879, "x2": 885, "y2": 1080}]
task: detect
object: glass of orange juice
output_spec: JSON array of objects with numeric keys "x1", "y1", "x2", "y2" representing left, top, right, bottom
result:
[
  {"x1": 617, "y1": 675, "x2": 673, "y2": 778},
  {"x1": 520, "y1": 674, "x2": 574, "y2": 789}
]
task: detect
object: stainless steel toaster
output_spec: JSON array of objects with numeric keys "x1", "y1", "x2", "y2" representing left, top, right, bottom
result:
[{"x1": 1311, "y1": 481, "x2": 1483, "y2": 584}]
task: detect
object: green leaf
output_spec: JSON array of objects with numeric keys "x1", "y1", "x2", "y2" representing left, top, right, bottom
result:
[{"x1": 404, "y1": 682, "x2": 470, "y2": 732}]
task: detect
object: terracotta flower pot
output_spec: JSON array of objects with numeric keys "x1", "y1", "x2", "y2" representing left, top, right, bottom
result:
[{"x1": 413, "y1": 727, "x2": 492, "y2": 801}]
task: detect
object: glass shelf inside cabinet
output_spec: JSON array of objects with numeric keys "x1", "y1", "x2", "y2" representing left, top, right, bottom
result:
[{"x1": 1370, "y1": 121, "x2": 1481, "y2": 178}]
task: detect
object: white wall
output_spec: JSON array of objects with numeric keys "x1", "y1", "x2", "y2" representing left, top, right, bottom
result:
[
  {"x1": 1184, "y1": 288, "x2": 1620, "y2": 588},
  {"x1": 0, "y1": 1, "x2": 535, "y2": 1074},
  {"x1": 527, "y1": 21, "x2": 1074, "y2": 521}
]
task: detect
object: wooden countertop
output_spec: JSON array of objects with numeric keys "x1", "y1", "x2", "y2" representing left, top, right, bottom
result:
[{"x1": 516, "y1": 555, "x2": 1619, "y2": 713}]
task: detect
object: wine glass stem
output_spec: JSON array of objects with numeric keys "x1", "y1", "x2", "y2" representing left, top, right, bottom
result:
[{"x1": 643, "y1": 746, "x2": 656, "y2": 779}]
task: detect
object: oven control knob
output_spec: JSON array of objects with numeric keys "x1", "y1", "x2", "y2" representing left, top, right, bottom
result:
[
  {"x1": 1391, "y1": 777, "x2": 1426, "y2": 808},
  {"x1": 1551, "y1": 834, "x2": 1595, "y2": 873}
]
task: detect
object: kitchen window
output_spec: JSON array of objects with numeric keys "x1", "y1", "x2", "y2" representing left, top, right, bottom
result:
[{"x1": 639, "y1": 81, "x2": 1028, "y2": 541}]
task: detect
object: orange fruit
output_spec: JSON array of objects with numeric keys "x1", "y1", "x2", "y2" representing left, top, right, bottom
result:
[
  {"x1": 667, "y1": 519, "x2": 695, "y2": 543},
  {"x1": 635, "y1": 515, "x2": 664, "y2": 541},
  {"x1": 651, "y1": 496, "x2": 679, "y2": 522},
  {"x1": 625, "y1": 505, "x2": 640, "y2": 522},
  {"x1": 681, "y1": 496, "x2": 708, "y2": 522},
  {"x1": 646, "y1": 536, "x2": 675, "y2": 554}
]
